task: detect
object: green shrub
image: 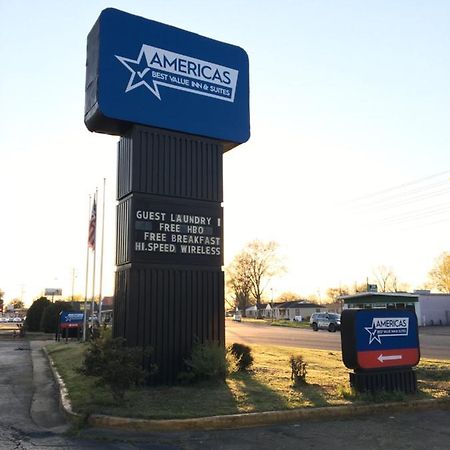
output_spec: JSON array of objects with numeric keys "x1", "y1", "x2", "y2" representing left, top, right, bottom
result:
[
  {"x1": 180, "y1": 341, "x2": 228, "y2": 383},
  {"x1": 25, "y1": 297, "x2": 51, "y2": 331},
  {"x1": 78, "y1": 333, "x2": 157, "y2": 402},
  {"x1": 290, "y1": 354, "x2": 307, "y2": 385},
  {"x1": 228, "y1": 343, "x2": 254, "y2": 371},
  {"x1": 40, "y1": 301, "x2": 74, "y2": 333},
  {"x1": 338, "y1": 385, "x2": 357, "y2": 400}
]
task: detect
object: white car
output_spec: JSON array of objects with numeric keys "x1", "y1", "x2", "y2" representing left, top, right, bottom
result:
[{"x1": 309, "y1": 312, "x2": 341, "y2": 332}]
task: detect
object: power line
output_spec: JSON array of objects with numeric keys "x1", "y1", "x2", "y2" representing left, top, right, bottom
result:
[
  {"x1": 341, "y1": 169, "x2": 450, "y2": 229},
  {"x1": 350, "y1": 169, "x2": 450, "y2": 204},
  {"x1": 353, "y1": 184, "x2": 450, "y2": 212},
  {"x1": 377, "y1": 204, "x2": 450, "y2": 226}
]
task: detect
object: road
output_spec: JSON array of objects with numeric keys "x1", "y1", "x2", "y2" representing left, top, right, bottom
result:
[
  {"x1": 81, "y1": 409, "x2": 450, "y2": 449},
  {"x1": 225, "y1": 319, "x2": 450, "y2": 360}
]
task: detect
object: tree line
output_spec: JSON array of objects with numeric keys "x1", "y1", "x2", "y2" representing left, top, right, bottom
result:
[
  {"x1": 226, "y1": 242, "x2": 450, "y2": 310},
  {"x1": 2, "y1": 248, "x2": 450, "y2": 316}
]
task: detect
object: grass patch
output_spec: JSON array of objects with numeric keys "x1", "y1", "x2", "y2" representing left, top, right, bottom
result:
[
  {"x1": 46, "y1": 343, "x2": 450, "y2": 420},
  {"x1": 238, "y1": 318, "x2": 267, "y2": 325},
  {"x1": 269, "y1": 320, "x2": 311, "y2": 329}
]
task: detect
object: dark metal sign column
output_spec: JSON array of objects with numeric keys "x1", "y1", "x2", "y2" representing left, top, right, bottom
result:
[{"x1": 114, "y1": 126, "x2": 225, "y2": 382}]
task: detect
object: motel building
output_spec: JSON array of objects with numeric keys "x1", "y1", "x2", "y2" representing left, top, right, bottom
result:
[{"x1": 340, "y1": 290, "x2": 450, "y2": 327}]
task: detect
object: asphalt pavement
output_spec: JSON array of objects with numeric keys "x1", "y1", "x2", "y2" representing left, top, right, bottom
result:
[
  {"x1": 80, "y1": 409, "x2": 450, "y2": 449},
  {"x1": 0, "y1": 339, "x2": 163, "y2": 449},
  {"x1": 0, "y1": 336, "x2": 449, "y2": 449}
]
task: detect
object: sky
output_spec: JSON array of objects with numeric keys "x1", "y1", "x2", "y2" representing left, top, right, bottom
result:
[{"x1": 1, "y1": 0, "x2": 450, "y2": 306}]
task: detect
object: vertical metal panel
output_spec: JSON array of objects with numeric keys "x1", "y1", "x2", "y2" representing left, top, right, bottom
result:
[
  {"x1": 117, "y1": 126, "x2": 223, "y2": 202},
  {"x1": 113, "y1": 265, "x2": 224, "y2": 383},
  {"x1": 117, "y1": 136, "x2": 132, "y2": 200},
  {"x1": 113, "y1": 269, "x2": 127, "y2": 339},
  {"x1": 116, "y1": 199, "x2": 131, "y2": 265}
]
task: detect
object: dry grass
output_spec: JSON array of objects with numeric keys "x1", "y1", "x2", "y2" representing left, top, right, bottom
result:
[{"x1": 46, "y1": 342, "x2": 450, "y2": 420}]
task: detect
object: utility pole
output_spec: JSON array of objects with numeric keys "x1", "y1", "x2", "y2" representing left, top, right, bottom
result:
[{"x1": 71, "y1": 268, "x2": 76, "y2": 302}]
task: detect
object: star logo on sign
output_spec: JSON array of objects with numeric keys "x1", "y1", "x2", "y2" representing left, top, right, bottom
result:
[
  {"x1": 365, "y1": 322, "x2": 382, "y2": 344},
  {"x1": 115, "y1": 47, "x2": 161, "y2": 99}
]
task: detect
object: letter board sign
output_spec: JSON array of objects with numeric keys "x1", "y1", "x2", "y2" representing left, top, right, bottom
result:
[
  {"x1": 85, "y1": 8, "x2": 250, "y2": 149},
  {"x1": 118, "y1": 195, "x2": 223, "y2": 266},
  {"x1": 341, "y1": 309, "x2": 420, "y2": 370}
]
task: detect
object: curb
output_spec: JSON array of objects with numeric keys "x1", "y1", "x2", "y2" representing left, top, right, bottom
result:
[
  {"x1": 44, "y1": 348, "x2": 450, "y2": 433},
  {"x1": 43, "y1": 347, "x2": 83, "y2": 422},
  {"x1": 87, "y1": 398, "x2": 450, "y2": 432}
]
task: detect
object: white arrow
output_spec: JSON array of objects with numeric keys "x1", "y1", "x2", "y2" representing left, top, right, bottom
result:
[{"x1": 378, "y1": 354, "x2": 403, "y2": 363}]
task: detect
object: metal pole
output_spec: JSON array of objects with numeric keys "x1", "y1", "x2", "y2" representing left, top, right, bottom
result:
[
  {"x1": 90, "y1": 189, "x2": 98, "y2": 337},
  {"x1": 71, "y1": 268, "x2": 76, "y2": 302},
  {"x1": 82, "y1": 195, "x2": 91, "y2": 342},
  {"x1": 98, "y1": 178, "x2": 106, "y2": 324}
]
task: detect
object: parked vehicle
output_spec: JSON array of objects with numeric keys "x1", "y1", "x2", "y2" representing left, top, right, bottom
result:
[
  {"x1": 232, "y1": 314, "x2": 242, "y2": 322},
  {"x1": 310, "y1": 312, "x2": 341, "y2": 332}
]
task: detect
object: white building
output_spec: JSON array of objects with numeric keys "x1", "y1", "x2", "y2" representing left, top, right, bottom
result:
[
  {"x1": 340, "y1": 290, "x2": 450, "y2": 326},
  {"x1": 245, "y1": 301, "x2": 326, "y2": 321},
  {"x1": 414, "y1": 290, "x2": 450, "y2": 326}
]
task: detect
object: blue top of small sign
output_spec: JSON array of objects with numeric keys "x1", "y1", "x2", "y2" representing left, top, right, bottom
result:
[
  {"x1": 355, "y1": 309, "x2": 419, "y2": 352},
  {"x1": 85, "y1": 8, "x2": 250, "y2": 149},
  {"x1": 60, "y1": 311, "x2": 85, "y2": 324}
]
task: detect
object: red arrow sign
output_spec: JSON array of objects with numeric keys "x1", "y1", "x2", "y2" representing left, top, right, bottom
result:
[
  {"x1": 377, "y1": 354, "x2": 402, "y2": 363},
  {"x1": 358, "y1": 348, "x2": 419, "y2": 369}
]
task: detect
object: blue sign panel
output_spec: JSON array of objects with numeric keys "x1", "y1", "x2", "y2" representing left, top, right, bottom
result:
[
  {"x1": 85, "y1": 8, "x2": 250, "y2": 150},
  {"x1": 341, "y1": 309, "x2": 420, "y2": 370},
  {"x1": 59, "y1": 311, "x2": 84, "y2": 328}
]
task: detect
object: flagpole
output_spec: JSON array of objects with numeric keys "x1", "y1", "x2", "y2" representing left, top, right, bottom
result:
[
  {"x1": 90, "y1": 188, "x2": 98, "y2": 338},
  {"x1": 98, "y1": 178, "x2": 106, "y2": 324},
  {"x1": 82, "y1": 195, "x2": 91, "y2": 342}
]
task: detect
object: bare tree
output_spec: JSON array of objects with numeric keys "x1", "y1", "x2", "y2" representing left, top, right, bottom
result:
[
  {"x1": 245, "y1": 240, "x2": 286, "y2": 307},
  {"x1": 428, "y1": 252, "x2": 450, "y2": 293},
  {"x1": 277, "y1": 291, "x2": 303, "y2": 302},
  {"x1": 226, "y1": 240, "x2": 286, "y2": 313},
  {"x1": 326, "y1": 286, "x2": 350, "y2": 303},
  {"x1": 9, "y1": 299, "x2": 25, "y2": 309},
  {"x1": 350, "y1": 282, "x2": 369, "y2": 294},
  {"x1": 226, "y1": 252, "x2": 253, "y2": 311},
  {"x1": 372, "y1": 265, "x2": 398, "y2": 292}
]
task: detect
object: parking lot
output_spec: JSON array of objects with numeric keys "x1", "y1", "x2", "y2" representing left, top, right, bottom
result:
[{"x1": 0, "y1": 316, "x2": 24, "y2": 323}]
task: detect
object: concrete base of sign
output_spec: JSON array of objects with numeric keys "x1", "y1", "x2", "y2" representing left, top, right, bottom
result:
[{"x1": 350, "y1": 368, "x2": 417, "y2": 394}]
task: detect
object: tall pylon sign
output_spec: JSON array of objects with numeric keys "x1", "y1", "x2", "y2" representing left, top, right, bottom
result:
[{"x1": 85, "y1": 8, "x2": 250, "y2": 382}]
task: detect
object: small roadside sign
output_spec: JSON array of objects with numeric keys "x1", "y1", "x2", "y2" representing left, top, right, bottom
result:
[
  {"x1": 341, "y1": 309, "x2": 420, "y2": 370},
  {"x1": 59, "y1": 311, "x2": 84, "y2": 329}
]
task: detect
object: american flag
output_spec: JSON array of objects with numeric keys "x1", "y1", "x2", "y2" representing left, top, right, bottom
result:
[{"x1": 88, "y1": 199, "x2": 97, "y2": 250}]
